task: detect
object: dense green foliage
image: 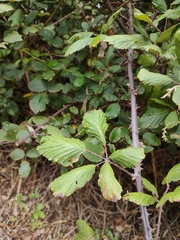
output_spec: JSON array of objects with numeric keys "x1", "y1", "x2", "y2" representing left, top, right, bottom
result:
[{"x1": 1, "y1": 0, "x2": 180, "y2": 239}]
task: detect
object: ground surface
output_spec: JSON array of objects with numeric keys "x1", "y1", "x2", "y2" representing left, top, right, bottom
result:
[{"x1": 0, "y1": 145, "x2": 180, "y2": 240}]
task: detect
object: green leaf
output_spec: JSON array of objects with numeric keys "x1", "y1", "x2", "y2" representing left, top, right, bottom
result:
[
  {"x1": 133, "y1": 19, "x2": 149, "y2": 38},
  {"x1": 19, "y1": 161, "x2": 31, "y2": 178},
  {"x1": 104, "y1": 34, "x2": 148, "y2": 49},
  {"x1": 10, "y1": 148, "x2": 25, "y2": 161},
  {"x1": 172, "y1": 86, "x2": 180, "y2": 109},
  {"x1": 65, "y1": 38, "x2": 93, "y2": 56},
  {"x1": 29, "y1": 93, "x2": 49, "y2": 114},
  {"x1": 73, "y1": 76, "x2": 85, "y2": 87},
  {"x1": 37, "y1": 135, "x2": 86, "y2": 166},
  {"x1": 105, "y1": 103, "x2": 120, "y2": 119},
  {"x1": 8, "y1": 9, "x2": 24, "y2": 27},
  {"x1": 134, "y1": 8, "x2": 152, "y2": 24},
  {"x1": 174, "y1": 29, "x2": 180, "y2": 64},
  {"x1": 98, "y1": 162, "x2": 122, "y2": 202},
  {"x1": 83, "y1": 138, "x2": 104, "y2": 163},
  {"x1": 124, "y1": 192, "x2": 156, "y2": 206},
  {"x1": 70, "y1": 106, "x2": 79, "y2": 115},
  {"x1": 4, "y1": 31, "x2": 23, "y2": 43},
  {"x1": 165, "y1": 111, "x2": 179, "y2": 129},
  {"x1": 23, "y1": 26, "x2": 38, "y2": 34},
  {"x1": 137, "y1": 69, "x2": 172, "y2": 86},
  {"x1": 51, "y1": 165, "x2": 95, "y2": 197},
  {"x1": 90, "y1": 34, "x2": 106, "y2": 48},
  {"x1": 162, "y1": 163, "x2": 180, "y2": 184},
  {"x1": 152, "y1": 0, "x2": 167, "y2": 12},
  {"x1": 74, "y1": 220, "x2": 95, "y2": 240},
  {"x1": 82, "y1": 110, "x2": 108, "y2": 146},
  {"x1": 142, "y1": 177, "x2": 158, "y2": 197},
  {"x1": 26, "y1": 148, "x2": 40, "y2": 158},
  {"x1": 157, "y1": 186, "x2": 180, "y2": 207},
  {"x1": 109, "y1": 147, "x2": 145, "y2": 168},
  {"x1": 156, "y1": 24, "x2": 180, "y2": 43},
  {"x1": 109, "y1": 127, "x2": 122, "y2": 143},
  {"x1": 140, "y1": 107, "x2": 170, "y2": 129},
  {"x1": 0, "y1": 4, "x2": 13, "y2": 13},
  {"x1": 138, "y1": 54, "x2": 156, "y2": 67},
  {"x1": 28, "y1": 80, "x2": 47, "y2": 92},
  {"x1": 142, "y1": 132, "x2": 161, "y2": 146}
]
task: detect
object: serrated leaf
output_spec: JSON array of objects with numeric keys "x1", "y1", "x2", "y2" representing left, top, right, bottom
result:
[
  {"x1": 109, "y1": 147, "x2": 145, "y2": 168},
  {"x1": 162, "y1": 163, "x2": 180, "y2": 184},
  {"x1": 51, "y1": 165, "x2": 95, "y2": 197},
  {"x1": 164, "y1": 111, "x2": 179, "y2": 129},
  {"x1": 29, "y1": 93, "x2": 49, "y2": 114},
  {"x1": 10, "y1": 148, "x2": 25, "y2": 161},
  {"x1": 137, "y1": 69, "x2": 172, "y2": 86},
  {"x1": 105, "y1": 103, "x2": 120, "y2": 119},
  {"x1": 142, "y1": 177, "x2": 158, "y2": 197},
  {"x1": 98, "y1": 162, "x2": 122, "y2": 202},
  {"x1": 172, "y1": 86, "x2": 180, "y2": 109},
  {"x1": 19, "y1": 161, "x2": 31, "y2": 178},
  {"x1": 142, "y1": 45, "x2": 162, "y2": 55},
  {"x1": 37, "y1": 135, "x2": 86, "y2": 166},
  {"x1": 83, "y1": 138, "x2": 104, "y2": 163},
  {"x1": 4, "y1": 31, "x2": 23, "y2": 43},
  {"x1": 124, "y1": 192, "x2": 156, "y2": 206},
  {"x1": 74, "y1": 220, "x2": 95, "y2": 240},
  {"x1": 82, "y1": 110, "x2": 108, "y2": 146},
  {"x1": 134, "y1": 8, "x2": 152, "y2": 24},
  {"x1": 140, "y1": 107, "x2": 170, "y2": 129},
  {"x1": 157, "y1": 186, "x2": 180, "y2": 207},
  {"x1": 142, "y1": 132, "x2": 161, "y2": 146},
  {"x1": 65, "y1": 38, "x2": 93, "y2": 56},
  {"x1": 104, "y1": 34, "x2": 148, "y2": 49}
]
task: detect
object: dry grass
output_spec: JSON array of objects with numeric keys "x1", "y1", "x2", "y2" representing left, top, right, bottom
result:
[{"x1": 0, "y1": 145, "x2": 180, "y2": 240}]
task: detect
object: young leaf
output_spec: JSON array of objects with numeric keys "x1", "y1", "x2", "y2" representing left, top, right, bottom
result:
[
  {"x1": 156, "y1": 23, "x2": 180, "y2": 43},
  {"x1": 162, "y1": 163, "x2": 180, "y2": 184},
  {"x1": 74, "y1": 220, "x2": 95, "y2": 240},
  {"x1": 4, "y1": 31, "x2": 23, "y2": 43},
  {"x1": 157, "y1": 186, "x2": 180, "y2": 207},
  {"x1": 65, "y1": 38, "x2": 93, "y2": 56},
  {"x1": 0, "y1": 4, "x2": 13, "y2": 13},
  {"x1": 172, "y1": 86, "x2": 180, "y2": 109},
  {"x1": 124, "y1": 192, "x2": 156, "y2": 206},
  {"x1": 98, "y1": 162, "x2": 122, "y2": 202},
  {"x1": 109, "y1": 147, "x2": 145, "y2": 168},
  {"x1": 82, "y1": 110, "x2": 108, "y2": 146},
  {"x1": 37, "y1": 135, "x2": 86, "y2": 166},
  {"x1": 142, "y1": 177, "x2": 158, "y2": 197},
  {"x1": 19, "y1": 161, "x2": 31, "y2": 178},
  {"x1": 51, "y1": 165, "x2": 95, "y2": 197},
  {"x1": 137, "y1": 69, "x2": 172, "y2": 86}
]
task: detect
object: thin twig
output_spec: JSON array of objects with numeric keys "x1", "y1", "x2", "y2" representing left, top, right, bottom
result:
[
  {"x1": 127, "y1": 2, "x2": 152, "y2": 240},
  {"x1": 15, "y1": 104, "x2": 71, "y2": 146},
  {"x1": 154, "y1": 183, "x2": 170, "y2": 240}
]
